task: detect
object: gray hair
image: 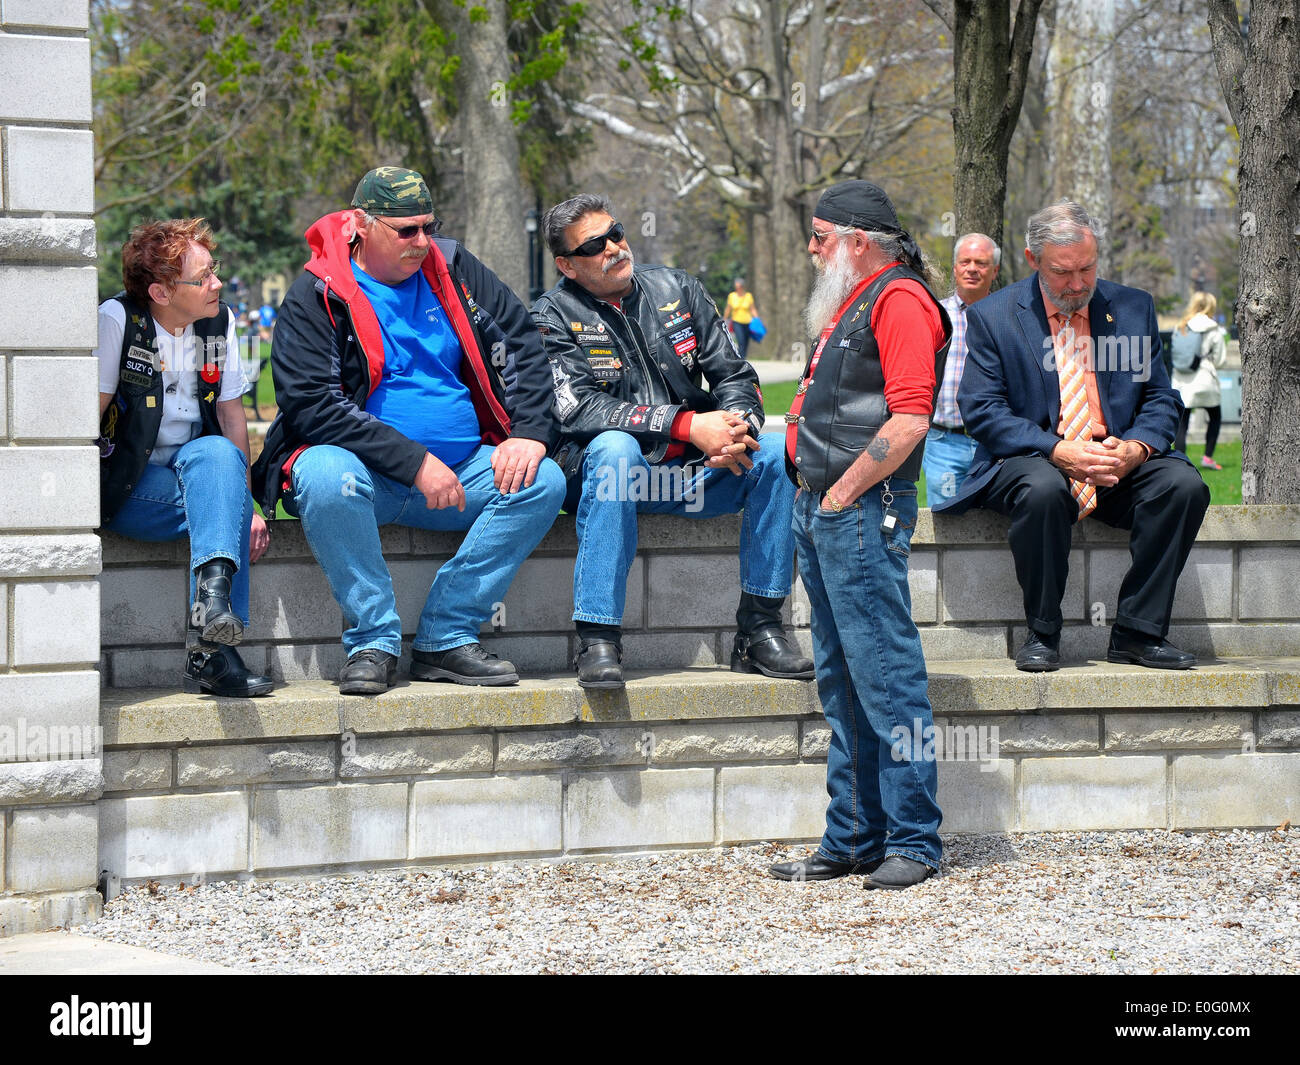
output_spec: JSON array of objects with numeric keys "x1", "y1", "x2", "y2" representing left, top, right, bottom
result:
[
  {"x1": 1026, "y1": 200, "x2": 1101, "y2": 258},
  {"x1": 542, "y1": 193, "x2": 614, "y2": 257},
  {"x1": 838, "y1": 224, "x2": 941, "y2": 288},
  {"x1": 954, "y1": 232, "x2": 1001, "y2": 267}
]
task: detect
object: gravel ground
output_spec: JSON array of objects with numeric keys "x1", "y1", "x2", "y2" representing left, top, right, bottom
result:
[{"x1": 78, "y1": 829, "x2": 1298, "y2": 974}]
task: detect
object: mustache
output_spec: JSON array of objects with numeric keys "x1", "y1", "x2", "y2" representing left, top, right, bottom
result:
[
  {"x1": 603, "y1": 248, "x2": 633, "y2": 273},
  {"x1": 401, "y1": 249, "x2": 427, "y2": 260}
]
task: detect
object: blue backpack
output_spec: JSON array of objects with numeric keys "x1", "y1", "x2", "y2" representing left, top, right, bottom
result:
[{"x1": 1170, "y1": 328, "x2": 1203, "y2": 372}]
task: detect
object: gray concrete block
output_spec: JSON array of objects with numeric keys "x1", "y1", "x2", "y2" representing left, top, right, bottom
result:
[
  {"x1": 0, "y1": 533, "x2": 101, "y2": 577},
  {"x1": 621, "y1": 631, "x2": 719, "y2": 668},
  {"x1": 0, "y1": 670, "x2": 99, "y2": 749},
  {"x1": 484, "y1": 555, "x2": 643, "y2": 633},
  {"x1": 646, "y1": 555, "x2": 743, "y2": 628},
  {"x1": 388, "y1": 558, "x2": 443, "y2": 634},
  {"x1": 1259, "y1": 711, "x2": 1300, "y2": 748},
  {"x1": 0, "y1": 217, "x2": 96, "y2": 263},
  {"x1": 0, "y1": 34, "x2": 91, "y2": 122},
  {"x1": 1168, "y1": 622, "x2": 1300, "y2": 658},
  {"x1": 106, "y1": 647, "x2": 191, "y2": 689},
  {"x1": 102, "y1": 750, "x2": 172, "y2": 792},
  {"x1": 497, "y1": 728, "x2": 644, "y2": 770},
  {"x1": 1021, "y1": 755, "x2": 1167, "y2": 830},
  {"x1": 268, "y1": 641, "x2": 345, "y2": 684},
  {"x1": 801, "y1": 722, "x2": 831, "y2": 759},
  {"x1": 1038, "y1": 661, "x2": 1271, "y2": 709},
  {"x1": 342, "y1": 734, "x2": 493, "y2": 778},
  {"x1": 0, "y1": 447, "x2": 98, "y2": 529},
  {"x1": 0, "y1": 758, "x2": 100, "y2": 805},
  {"x1": 919, "y1": 625, "x2": 1008, "y2": 662},
  {"x1": 1, "y1": 1, "x2": 89, "y2": 30},
  {"x1": 12, "y1": 580, "x2": 98, "y2": 664},
  {"x1": 719, "y1": 764, "x2": 826, "y2": 842},
  {"x1": 0, "y1": 583, "x2": 6, "y2": 668},
  {"x1": 1105, "y1": 711, "x2": 1253, "y2": 750},
  {"x1": 2, "y1": 128, "x2": 94, "y2": 214},
  {"x1": 99, "y1": 567, "x2": 185, "y2": 648},
  {"x1": 476, "y1": 634, "x2": 570, "y2": 673},
  {"x1": 0, "y1": 266, "x2": 97, "y2": 348},
  {"x1": 941, "y1": 547, "x2": 1085, "y2": 622},
  {"x1": 1239, "y1": 548, "x2": 1299, "y2": 619},
  {"x1": 99, "y1": 792, "x2": 249, "y2": 879},
  {"x1": 248, "y1": 561, "x2": 342, "y2": 641},
  {"x1": 0, "y1": 892, "x2": 102, "y2": 937},
  {"x1": 565, "y1": 768, "x2": 714, "y2": 849},
  {"x1": 10, "y1": 355, "x2": 98, "y2": 440},
  {"x1": 178, "y1": 742, "x2": 337, "y2": 787},
  {"x1": 1172, "y1": 753, "x2": 1300, "y2": 827},
  {"x1": 253, "y1": 783, "x2": 406, "y2": 868},
  {"x1": 957, "y1": 713, "x2": 1099, "y2": 753},
  {"x1": 791, "y1": 555, "x2": 938, "y2": 628},
  {"x1": 8, "y1": 806, "x2": 97, "y2": 893},
  {"x1": 103, "y1": 681, "x2": 343, "y2": 745},
  {"x1": 1089, "y1": 546, "x2": 1232, "y2": 622},
  {"x1": 412, "y1": 775, "x2": 562, "y2": 857},
  {"x1": 649, "y1": 720, "x2": 799, "y2": 764},
  {"x1": 0, "y1": 359, "x2": 5, "y2": 435},
  {"x1": 99, "y1": 532, "x2": 187, "y2": 565},
  {"x1": 937, "y1": 758, "x2": 1016, "y2": 833}
]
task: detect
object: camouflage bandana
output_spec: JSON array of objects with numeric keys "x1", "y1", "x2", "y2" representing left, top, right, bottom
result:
[{"x1": 351, "y1": 167, "x2": 434, "y2": 217}]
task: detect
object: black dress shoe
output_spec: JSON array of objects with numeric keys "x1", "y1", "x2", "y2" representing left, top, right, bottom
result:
[
  {"x1": 1107, "y1": 627, "x2": 1196, "y2": 669},
  {"x1": 576, "y1": 641, "x2": 624, "y2": 690},
  {"x1": 732, "y1": 625, "x2": 815, "y2": 680},
  {"x1": 863, "y1": 856, "x2": 938, "y2": 890},
  {"x1": 769, "y1": 853, "x2": 883, "y2": 881},
  {"x1": 410, "y1": 643, "x2": 519, "y2": 686},
  {"x1": 192, "y1": 559, "x2": 243, "y2": 645},
  {"x1": 1015, "y1": 629, "x2": 1060, "y2": 672},
  {"x1": 338, "y1": 648, "x2": 398, "y2": 695},
  {"x1": 184, "y1": 644, "x2": 273, "y2": 697}
]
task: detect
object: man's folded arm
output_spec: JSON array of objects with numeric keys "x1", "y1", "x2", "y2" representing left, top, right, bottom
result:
[{"x1": 683, "y1": 273, "x2": 762, "y2": 423}]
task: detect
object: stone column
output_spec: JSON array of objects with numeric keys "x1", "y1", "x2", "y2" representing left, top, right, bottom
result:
[{"x1": 0, "y1": 0, "x2": 104, "y2": 935}]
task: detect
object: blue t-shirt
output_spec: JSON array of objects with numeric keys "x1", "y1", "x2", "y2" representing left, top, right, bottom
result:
[{"x1": 352, "y1": 262, "x2": 481, "y2": 468}]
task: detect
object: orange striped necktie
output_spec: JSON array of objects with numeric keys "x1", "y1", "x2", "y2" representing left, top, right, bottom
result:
[{"x1": 1054, "y1": 313, "x2": 1097, "y2": 520}]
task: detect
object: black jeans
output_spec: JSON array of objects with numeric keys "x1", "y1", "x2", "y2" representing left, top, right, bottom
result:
[{"x1": 1175, "y1": 404, "x2": 1222, "y2": 457}]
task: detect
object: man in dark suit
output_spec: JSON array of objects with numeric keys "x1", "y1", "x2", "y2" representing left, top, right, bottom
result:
[{"x1": 933, "y1": 200, "x2": 1209, "y2": 671}]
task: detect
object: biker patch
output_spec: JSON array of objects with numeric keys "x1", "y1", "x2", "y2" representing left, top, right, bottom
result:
[
  {"x1": 575, "y1": 331, "x2": 607, "y2": 344},
  {"x1": 549, "y1": 359, "x2": 579, "y2": 419},
  {"x1": 588, "y1": 356, "x2": 623, "y2": 382},
  {"x1": 662, "y1": 309, "x2": 692, "y2": 330}
]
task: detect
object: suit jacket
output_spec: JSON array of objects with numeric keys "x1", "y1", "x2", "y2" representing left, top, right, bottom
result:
[{"x1": 933, "y1": 274, "x2": 1185, "y2": 514}]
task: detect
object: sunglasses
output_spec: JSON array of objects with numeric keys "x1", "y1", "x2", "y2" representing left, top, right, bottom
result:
[
  {"x1": 562, "y1": 222, "x2": 626, "y2": 258},
  {"x1": 375, "y1": 216, "x2": 442, "y2": 240},
  {"x1": 175, "y1": 259, "x2": 222, "y2": 287},
  {"x1": 810, "y1": 229, "x2": 834, "y2": 246}
]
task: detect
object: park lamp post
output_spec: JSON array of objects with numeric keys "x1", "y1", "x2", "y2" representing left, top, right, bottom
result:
[{"x1": 524, "y1": 207, "x2": 543, "y2": 303}]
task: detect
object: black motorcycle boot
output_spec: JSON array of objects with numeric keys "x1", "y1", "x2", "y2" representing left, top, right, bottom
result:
[
  {"x1": 731, "y1": 593, "x2": 815, "y2": 680},
  {"x1": 575, "y1": 621, "x2": 625, "y2": 689},
  {"x1": 192, "y1": 558, "x2": 243, "y2": 646},
  {"x1": 183, "y1": 641, "x2": 273, "y2": 697}
]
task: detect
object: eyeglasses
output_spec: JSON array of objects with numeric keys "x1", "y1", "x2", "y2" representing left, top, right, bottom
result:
[
  {"x1": 175, "y1": 259, "x2": 222, "y2": 287},
  {"x1": 810, "y1": 229, "x2": 834, "y2": 246},
  {"x1": 562, "y1": 222, "x2": 626, "y2": 258},
  {"x1": 375, "y1": 217, "x2": 442, "y2": 240}
]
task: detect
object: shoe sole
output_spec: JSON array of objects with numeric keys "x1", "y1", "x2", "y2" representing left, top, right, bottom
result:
[
  {"x1": 1015, "y1": 660, "x2": 1060, "y2": 673},
  {"x1": 339, "y1": 677, "x2": 394, "y2": 696},
  {"x1": 577, "y1": 676, "x2": 626, "y2": 690},
  {"x1": 864, "y1": 874, "x2": 937, "y2": 890},
  {"x1": 1105, "y1": 651, "x2": 1195, "y2": 670},
  {"x1": 200, "y1": 615, "x2": 243, "y2": 647},
  {"x1": 183, "y1": 675, "x2": 274, "y2": 697},
  {"x1": 730, "y1": 655, "x2": 815, "y2": 681},
  {"x1": 410, "y1": 666, "x2": 519, "y2": 686}
]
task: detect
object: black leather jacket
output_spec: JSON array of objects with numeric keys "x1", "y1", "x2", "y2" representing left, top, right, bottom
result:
[
  {"x1": 531, "y1": 265, "x2": 763, "y2": 478},
  {"x1": 786, "y1": 263, "x2": 951, "y2": 492}
]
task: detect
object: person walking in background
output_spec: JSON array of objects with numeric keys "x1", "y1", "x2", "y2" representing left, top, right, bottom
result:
[
  {"x1": 1170, "y1": 291, "x2": 1229, "y2": 471},
  {"x1": 724, "y1": 278, "x2": 760, "y2": 360}
]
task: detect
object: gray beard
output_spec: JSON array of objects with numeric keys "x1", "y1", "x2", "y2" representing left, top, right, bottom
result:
[{"x1": 803, "y1": 244, "x2": 860, "y2": 338}]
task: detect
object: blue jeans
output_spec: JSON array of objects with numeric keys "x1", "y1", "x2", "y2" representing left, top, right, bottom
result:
[
  {"x1": 791, "y1": 483, "x2": 942, "y2": 869},
  {"x1": 921, "y1": 427, "x2": 977, "y2": 505},
  {"x1": 104, "y1": 434, "x2": 253, "y2": 624},
  {"x1": 288, "y1": 444, "x2": 566, "y2": 657},
  {"x1": 570, "y1": 430, "x2": 796, "y2": 625}
]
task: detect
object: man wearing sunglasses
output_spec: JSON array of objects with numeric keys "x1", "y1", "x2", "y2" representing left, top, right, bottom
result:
[
  {"x1": 532, "y1": 193, "x2": 812, "y2": 690},
  {"x1": 254, "y1": 167, "x2": 564, "y2": 694}
]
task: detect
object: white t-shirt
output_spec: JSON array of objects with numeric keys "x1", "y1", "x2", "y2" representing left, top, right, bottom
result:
[{"x1": 95, "y1": 300, "x2": 248, "y2": 466}]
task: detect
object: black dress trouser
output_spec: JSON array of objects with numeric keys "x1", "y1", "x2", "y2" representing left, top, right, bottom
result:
[{"x1": 973, "y1": 453, "x2": 1210, "y2": 638}]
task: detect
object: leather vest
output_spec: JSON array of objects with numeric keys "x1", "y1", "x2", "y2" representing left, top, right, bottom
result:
[
  {"x1": 786, "y1": 263, "x2": 950, "y2": 492},
  {"x1": 99, "y1": 294, "x2": 228, "y2": 524}
]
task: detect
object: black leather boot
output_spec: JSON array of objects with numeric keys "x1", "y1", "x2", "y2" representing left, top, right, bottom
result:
[
  {"x1": 192, "y1": 559, "x2": 243, "y2": 646},
  {"x1": 183, "y1": 643, "x2": 273, "y2": 697},
  {"x1": 732, "y1": 593, "x2": 815, "y2": 680}
]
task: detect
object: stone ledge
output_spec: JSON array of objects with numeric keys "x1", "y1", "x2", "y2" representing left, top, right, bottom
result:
[{"x1": 100, "y1": 658, "x2": 1300, "y2": 747}]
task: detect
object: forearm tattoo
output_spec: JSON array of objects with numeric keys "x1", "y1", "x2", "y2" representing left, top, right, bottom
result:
[{"x1": 866, "y1": 436, "x2": 892, "y2": 462}]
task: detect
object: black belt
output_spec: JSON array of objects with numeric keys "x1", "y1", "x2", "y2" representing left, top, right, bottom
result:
[{"x1": 933, "y1": 422, "x2": 969, "y2": 436}]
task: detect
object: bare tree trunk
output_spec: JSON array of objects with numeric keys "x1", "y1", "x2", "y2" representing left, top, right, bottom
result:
[
  {"x1": 1046, "y1": 0, "x2": 1115, "y2": 274},
  {"x1": 950, "y1": 0, "x2": 1045, "y2": 258},
  {"x1": 1207, "y1": 0, "x2": 1300, "y2": 503},
  {"x1": 450, "y1": 0, "x2": 529, "y2": 298}
]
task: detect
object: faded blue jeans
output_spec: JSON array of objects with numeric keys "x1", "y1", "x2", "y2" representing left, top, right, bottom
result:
[
  {"x1": 288, "y1": 443, "x2": 566, "y2": 657},
  {"x1": 104, "y1": 434, "x2": 253, "y2": 625},
  {"x1": 920, "y1": 426, "x2": 977, "y2": 505},
  {"x1": 570, "y1": 430, "x2": 796, "y2": 626},
  {"x1": 791, "y1": 482, "x2": 942, "y2": 869}
]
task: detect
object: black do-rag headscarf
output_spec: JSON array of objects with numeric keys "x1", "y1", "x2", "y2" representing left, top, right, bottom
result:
[{"x1": 813, "y1": 180, "x2": 924, "y2": 271}]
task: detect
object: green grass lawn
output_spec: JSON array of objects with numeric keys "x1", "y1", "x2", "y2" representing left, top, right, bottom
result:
[{"x1": 760, "y1": 378, "x2": 1242, "y2": 506}]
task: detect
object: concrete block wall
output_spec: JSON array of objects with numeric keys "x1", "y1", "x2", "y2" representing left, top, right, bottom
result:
[
  {"x1": 0, "y1": 0, "x2": 103, "y2": 935},
  {"x1": 92, "y1": 662, "x2": 1300, "y2": 882},
  {"x1": 99, "y1": 505, "x2": 1300, "y2": 685}
]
